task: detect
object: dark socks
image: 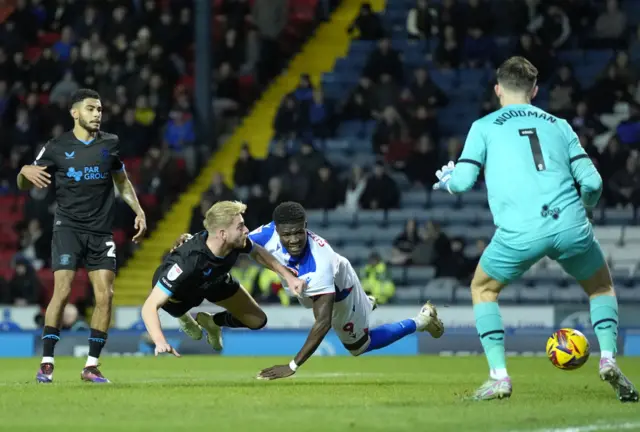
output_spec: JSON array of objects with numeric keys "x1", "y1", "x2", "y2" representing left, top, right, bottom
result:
[
  {"x1": 88, "y1": 329, "x2": 108, "y2": 359},
  {"x1": 42, "y1": 326, "x2": 60, "y2": 358}
]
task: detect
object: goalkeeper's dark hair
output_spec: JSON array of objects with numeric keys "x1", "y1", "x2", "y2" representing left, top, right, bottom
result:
[
  {"x1": 273, "y1": 201, "x2": 306, "y2": 225},
  {"x1": 70, "y1": 88, "x2": 101, "y2": 108},
  {"x1": 496, "y1": 56, "x2": 538, "y2": 93}
]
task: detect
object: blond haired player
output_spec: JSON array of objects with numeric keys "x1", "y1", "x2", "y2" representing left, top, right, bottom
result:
[{"x1": 141, "y1": 201, "x2": 305, "y2": 356}]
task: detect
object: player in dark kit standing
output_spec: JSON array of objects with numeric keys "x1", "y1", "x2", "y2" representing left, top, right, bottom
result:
[
  {"x1": 17, "y1": 89, "x2": 147, "y2": 383},
  {"x1": 141, "y1": 200, "x2": 305, "y2": 356}
]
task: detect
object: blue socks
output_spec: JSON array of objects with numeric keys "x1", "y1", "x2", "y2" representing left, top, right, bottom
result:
[
  {"x1": 365, "y1": 319, "x2": 417, "y2": 353},
  {"x1": 474, "y1": 302, "x2": 507, "y2": 375},
  {"x1": 590, "y1": 295, "x2": 619, "y2": 356}
]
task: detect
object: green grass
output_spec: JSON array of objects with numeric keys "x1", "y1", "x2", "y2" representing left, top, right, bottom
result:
[{"x1": 1, "y1": 356, "x2": 639, "y2": 431}]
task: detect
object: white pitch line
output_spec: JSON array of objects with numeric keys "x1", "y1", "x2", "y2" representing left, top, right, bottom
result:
[{"x1": 510, "y1": 421, "x2": 640, "y2": 432}]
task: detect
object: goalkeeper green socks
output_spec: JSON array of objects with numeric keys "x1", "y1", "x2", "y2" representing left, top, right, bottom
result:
[
  {"x1": 474, "y1": 301, "x2": 508, "y2": 378},
  {"x1": 590, "y1": 295, "x2": 618, "y2": 358}
]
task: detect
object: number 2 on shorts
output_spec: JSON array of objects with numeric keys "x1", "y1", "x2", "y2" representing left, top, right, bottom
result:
[{"x1": 106, "y1": 241, "x2": 116, "y2": 258}]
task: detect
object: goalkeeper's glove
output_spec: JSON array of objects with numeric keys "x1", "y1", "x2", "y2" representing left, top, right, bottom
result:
[{"x1": 432, "y1": 161, "x2": 455, "y2": 192}]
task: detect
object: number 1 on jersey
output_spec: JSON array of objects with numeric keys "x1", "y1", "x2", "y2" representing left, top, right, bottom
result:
[{"x1": 519, "y1": 128, "x2": 546, "y2": 171}]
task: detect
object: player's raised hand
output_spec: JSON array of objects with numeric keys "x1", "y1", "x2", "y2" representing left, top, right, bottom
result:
[
  {"x1": 170, "y1": 233, "x2": 193, "y2": 253},
  {"x1": 432, "y1": 161, "x2": 455, "y2": 191},
  {"x1": 20, "y1": 165, "x2": 51, "y2": 189},
  {"x1": 154, "y1": 343, "x2": 180, "y2": 357},
  {"x1": 256, "y1": 364, "x2": 296, "y2": 381},
  {"x1": 132, "y1": 213, "x2": 147, "y2": 243}
]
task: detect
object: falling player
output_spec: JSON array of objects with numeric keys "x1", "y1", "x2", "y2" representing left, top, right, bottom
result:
[
  {"x1": 141, "y1": 201, "x2": 305, "y2": 356},
  {"x1": 176, "y1": 201, "x2": 444, "y2": 380},
  {"x1": 17, "y1": 89, "x2": 147, "y2": 383},
  {"x1": 432, "y1": 56, "x2": 638, "y2": 402}
]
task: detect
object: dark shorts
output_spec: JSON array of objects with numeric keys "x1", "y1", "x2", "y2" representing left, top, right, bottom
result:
[
  {"x1": 51, "y1": 230, "x2": 116, "y2": 272},
  {"x1": 152, "y1": 264, "x2": 240, "y2": 318}
]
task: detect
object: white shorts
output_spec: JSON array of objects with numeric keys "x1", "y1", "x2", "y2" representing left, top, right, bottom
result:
[{"x1": 331, "y1": 279, "x2": 372, "y2": 351}]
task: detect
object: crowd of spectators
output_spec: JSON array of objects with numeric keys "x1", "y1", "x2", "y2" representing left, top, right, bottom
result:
[
  {"x1": 0, "y1": 0, "x2": 311, "y2": 309},
  {"x1": 208, "y1": 0, "x2": 640, "y2": 302}
]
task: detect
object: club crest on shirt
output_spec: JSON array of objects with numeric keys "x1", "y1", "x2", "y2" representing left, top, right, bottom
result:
[{"x1": 167, "y1": 263, "x2": 183, "y2": 281}]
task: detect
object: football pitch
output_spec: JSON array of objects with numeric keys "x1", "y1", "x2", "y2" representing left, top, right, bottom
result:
[{"x1": 0, "y1": 356, "x2": 638, "y2": 432}]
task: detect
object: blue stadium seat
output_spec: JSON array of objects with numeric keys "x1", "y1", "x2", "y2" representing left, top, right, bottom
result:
[
  {"x1": 393, "y1": 286, "x2": 423, "y2": 303},
  {"x1": 325, "y1": 152, "x2": 351, "y2": 167},
  {"x1": 340, "y1": 245, "x2": 371, "y2": 265},
  {"x1": 617, "y1": 286, "x2": 640, "y2": 303},
  {"x1": 499, "y1": 284, "x2": 521, "y2": 303},
  {"x1": 445, "y1": 225, "x2": 469, "y2": 239},
  {"x1": 356, "y1": 210, "x2": 385, "y2": 226},
  {"x1": 306, "y1": 210, "x2": 326, "y2": 227},
  {"x1": 374, "y1": 228, "x2": 400, "y2": 244},
  {"x1": 327, "y1": 209, "x2": 355, "y2": 226},
  {"x1": 387, "y1": 208, "x2": 418, "y2": 225},
  {"x1": 584, "y1": 49, "x2": 614, "y2": 66},
  {"x1": 325, "y1": 139, "x2": 350, "y2": 152},
  {"x1": 445, "y1": 211, "x2": 477, "y2": 225},
  {"x1": 424, "y1": 278, "x2": 458, "y2": 303},
  {"x1": 406, "y1": 266, "x2": 435, "y2": 284},
  {"x1": 519, "y1": 284, "x2": 553, "y2": 303},
  {"x1": 454, "y1": 285, "x2": 472, "y2": 303},
  {"x1": 401, "y1": 190, "x2": 427, "y2": 208},
  {"x1": 461, "y1": 190, "x2": 487, "y2": 206},
  {"x1": 390, "y1": 266, "x2": 406, "y2": 284},
  {"x1": 429, "y1": 192, "x2": 459, "y2": 208},
  {"x1": 604, "y1": 208, "x2": 634, "y2": 225},
  {"x1": 352, "y1": 153, "x2": 378, "y2": 168},
  {"x1": 550, "y1": 284, "x2": 588, "y2": 303},
  {"x1": 557, "y1": 50, "x2": 584, "y2": 65}
]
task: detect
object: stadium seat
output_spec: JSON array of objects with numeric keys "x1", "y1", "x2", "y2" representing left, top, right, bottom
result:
[
  {"x1": 499, "y1": 284, "x2": 521, "y2": 303},
  {"x1": 453, "y1": 285, "x2": 472, "y2": 303},
  {"x1": 393, "y1": 286, "x2": 423, "y2": 303},
  {"x1": 386, "y1": 209, "x2": 416, "y2": 225},
  {"x1": 327, "y1": 209, "x2": 355, "y2": 226},
  {"x1": 519, "y1": 284, "x2": 553, "y2": 303},
  {"x1": 594, "y1": 226, "x2": 622, "y2": 244},
  {"x1": 390, "y1": 266, "x2": 406, "y2": 284},
  {"x1": 406, "y1": 266, "x2": 435, "y2": 284},
  {"x1": 356, "y1": 210, "x2": 385, "y2": 226},
  {"x1": 306, "y1": 210, "x2": 326, "y2": 227},
  {"x1": 550, "y1": 284, "x2": 588, "y2": 303},
  {"x1": 374, "y1": 228, "x2": 400, "y2": 244},
  {"x1": 429, "y1": 192, "x2": 459, "y2": 208},
  {"x1": 423, "y1": 280, "x2": 455, "y2": 303},
  {"x1": 401, "y1": 190, "x2": 427, "y2": 208},
  {"x1": 623, "y1": 227, "x2": 640, "y2": 243},
  {"x1": 616, "y1": 286, "x2": 640, "y2": 303},
  {"x1": 604, "y1": 208, "x2": 634, "y2": 225}
]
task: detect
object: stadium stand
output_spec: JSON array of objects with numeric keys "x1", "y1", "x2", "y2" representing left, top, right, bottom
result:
[
  {"x1": 0, "y1": 0, "x2": 329, "y2": 310},
  {"x1": 4, "y1": 0, "x2": 640, "y2": 312},
  {"x1": 222, "y1": 0, "x2": 640, "y2": 304}
]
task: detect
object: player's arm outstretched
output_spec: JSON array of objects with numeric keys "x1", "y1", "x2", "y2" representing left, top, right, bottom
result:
[
  {"x1": 433, "y1": 122, "x2": 486, "y2": 194},
  {"x1": 113, "y1": 169, "x2": 147, "y2": 243},
  {"x1": 249, "y1": 243, "x2": 306, "y2": 296},
  {"x1": 141, "y1": 287, "x2": 181, "y2": 357},
  {"x1": 258, "y1": 293, "x2": 335, "y2": 381}
]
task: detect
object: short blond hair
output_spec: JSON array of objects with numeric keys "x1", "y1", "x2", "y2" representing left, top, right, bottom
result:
[{"x1": 204, "y1": 200, "x2": 247, "y2": 233}]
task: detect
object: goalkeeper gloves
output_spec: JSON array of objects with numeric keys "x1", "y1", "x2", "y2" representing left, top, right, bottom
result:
[{"x1": 432, "y1": 161, "x2": 455, "y2": 193}]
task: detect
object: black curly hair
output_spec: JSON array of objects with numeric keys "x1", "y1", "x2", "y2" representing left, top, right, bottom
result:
[{"x1": 273, "y1": 201, "x2": 306, "y2": 225}]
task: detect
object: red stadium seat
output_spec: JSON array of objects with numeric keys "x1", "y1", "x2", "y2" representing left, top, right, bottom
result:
[
  {"x1": 113, "y1": 229, "x2": 126, "y2": 247},
  {"x1": 0, "y1": 268, "x2": 13, "y2": 281},
  {"x1": 38, "y1": 32, "x2": 60, "y2": 46},
  {"x1": 140, "y1": 194, "x2": 158, "y2": 210},
  {"x1": 24, "y1": 46, "x2": 42, "y2": 62}
]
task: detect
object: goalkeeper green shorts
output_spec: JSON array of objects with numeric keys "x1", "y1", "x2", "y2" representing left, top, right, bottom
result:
[{"x1": 479, "y1": 222, "x2": 606, "y2": 284}]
